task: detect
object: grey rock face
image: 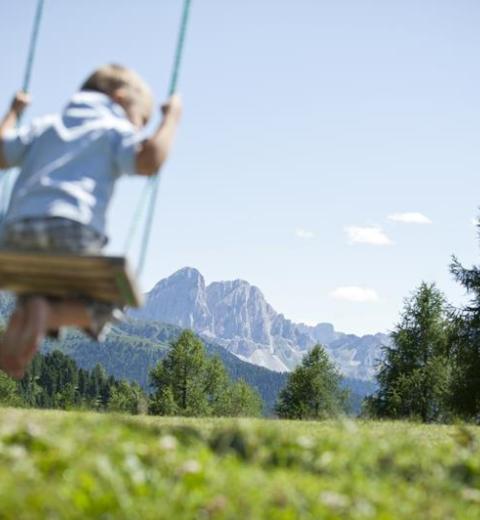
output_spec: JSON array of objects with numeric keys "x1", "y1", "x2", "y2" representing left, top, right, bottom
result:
[
  {"x1": 134, "y1": 267, "x2": 389, "y2": 380},
  {"x1": 131, "y1": 267, "x2": 213, "y2": 333},
  {"x1": 206, "y1": 281, "x2": 275, "y2": 345}
]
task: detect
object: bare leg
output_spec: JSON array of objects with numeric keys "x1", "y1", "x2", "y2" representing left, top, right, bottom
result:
[
  {"x1": 16, "y1": 296, "x2": 50, "y2": 372},
  {"x1": 0, "y1": 297, "x2": 51, "y2": 379},
  {"x1": 0, "y1": 306, "x2": 28, "y2": 378},
  {"x1": 0, "y1": 298, "x2": 92, "y2": 379},
  {"x1": 3, "y1": 306, "x2": 26, "y2": 354}
]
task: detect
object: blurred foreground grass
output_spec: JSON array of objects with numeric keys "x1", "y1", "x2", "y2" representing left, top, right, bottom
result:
[{"x1": 0, "y1": 408, "x2": 479, "y2": 519}]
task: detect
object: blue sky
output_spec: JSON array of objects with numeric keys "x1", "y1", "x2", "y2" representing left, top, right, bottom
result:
[{"x1": 1, "y1": 0, "x2": 479, "y2": 335}]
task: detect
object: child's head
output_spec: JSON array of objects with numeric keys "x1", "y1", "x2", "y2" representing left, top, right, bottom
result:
[{"x1": 81, "y1": 64, "x2": 154, "y2": 128}]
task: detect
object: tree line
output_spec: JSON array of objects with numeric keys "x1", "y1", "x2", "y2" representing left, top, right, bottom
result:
[
  {"x1": 0, "y1": 331, "x2": 263, "y2": 417},
  {"x1": 0, "y1": 350, "x2": 148, "y2": 414},
  {"x1": 0, "y1": 326, "x2": 348, "y2": 420},
  {"x1": 44, "y1": 319, "x2": 289, "y2": 414}
]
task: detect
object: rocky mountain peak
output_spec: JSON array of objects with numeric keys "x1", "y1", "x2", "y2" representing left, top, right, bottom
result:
[
  {"x1": 150, "y1": 266, "x2": 204, "y2": 291},
  {"x1": 140, "y1": 267, "x2": 212, "y2": 332},
  {"x1": 133, "y1": 268, "x2": 389, "y2": 379}
]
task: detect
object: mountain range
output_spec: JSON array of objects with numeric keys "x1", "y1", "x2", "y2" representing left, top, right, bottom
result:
[{"x1": 131, "y1": 267, "x2": 389, "y2": 380}]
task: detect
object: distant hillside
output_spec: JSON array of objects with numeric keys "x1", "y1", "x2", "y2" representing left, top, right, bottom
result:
[
  {"x1": 0, "y1": 292, "x2": 376, "y2": 414},
  {"x1": 38, "y1": 319, "x2": 287, "y2": 413},
  {"x1": 40, "y1": 319, "x2": 375, "y2": 414}
]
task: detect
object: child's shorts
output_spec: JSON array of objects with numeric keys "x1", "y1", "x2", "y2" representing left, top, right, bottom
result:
[{"x1": 1, "y1": 217, "x2": 122, "y2": 341}]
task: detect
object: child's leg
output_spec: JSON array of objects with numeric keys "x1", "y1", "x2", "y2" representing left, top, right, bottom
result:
[
  {"x1": 0, "y1": 297, "x2": 92, "y2": 379},
  {"x1": 0, "y1": 297, "x2": 49, "y2": 379},
  {"x1": 3, "y1": 306, "x2": 26, "y2": 352},
  {"x1": 0, "y1": 306, "x2": 28, "y2": 378}
]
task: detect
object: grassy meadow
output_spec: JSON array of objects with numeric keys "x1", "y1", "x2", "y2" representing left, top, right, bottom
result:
[{"x1": 0, "y1": 408, "x2": 479, "y2": 519}]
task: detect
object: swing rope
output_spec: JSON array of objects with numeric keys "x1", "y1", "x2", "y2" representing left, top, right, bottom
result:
[
  {"x1": 22, "y1": 0, "x2": 45, "y2": 95},
  {"x1": 1, "y1": 0, "x2": 45, "y2": 216},
  {"x1": 132, "y1": 0, "x2": 193, "y2": 276}
]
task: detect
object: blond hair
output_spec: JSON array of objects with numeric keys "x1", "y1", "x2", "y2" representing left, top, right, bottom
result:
[{"x1": 81, "y1": 64, "x2": 154, "y2": 122}]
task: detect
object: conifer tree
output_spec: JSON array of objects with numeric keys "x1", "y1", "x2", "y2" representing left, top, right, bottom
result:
[
  {"x1": 149, "y1": 331, "x2": 264, "y2": 417},
  {"x1": 107, "y1": 381, "x2": 147, "y2": 415},
  {"x1": 37, "y1": 351, "x2": 79, "y2": 408},
  {"x1": 150, "y1": 330, "x2": 210, "y2": 416},
  {"x1": 204, "y1": 356, "x2": 231, "y2": 415},
  {"x1": 365, "y1": 283, "x2": 451, "y2": 421},
  {"x1": 448, "y1": 242, "x2": 480, "y2": 418},
  {"x1": 150, "y1": 386, "x2": 178, "y2": 416},
  {"x1": 19, "y1": 355, "x2": 42, "y2": 407},
  {"x1": 275, "y1": 344, "x2": 346, "y2": 420},
  {"x1": 226, "y1": 379, "x2": 263, "y2": 417}
]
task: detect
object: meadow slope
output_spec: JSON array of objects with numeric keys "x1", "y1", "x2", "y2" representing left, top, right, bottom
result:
[{"x1": 0, "y1": 408, "x2": 479, "y2": 519}]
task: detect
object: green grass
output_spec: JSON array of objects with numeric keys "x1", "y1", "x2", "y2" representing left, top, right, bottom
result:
[{"x1": 0, "y1": 409, "x2": 479, "y2": 519}]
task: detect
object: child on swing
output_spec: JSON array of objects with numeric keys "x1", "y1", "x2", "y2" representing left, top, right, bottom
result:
[{"x1": 0, "y1": 64, "x2": 182, "y2": 379}]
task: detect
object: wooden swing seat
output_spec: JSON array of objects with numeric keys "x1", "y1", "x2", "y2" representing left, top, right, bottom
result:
[{"x1": 0, "y1": 250, "x2": 143, "y2": 308}]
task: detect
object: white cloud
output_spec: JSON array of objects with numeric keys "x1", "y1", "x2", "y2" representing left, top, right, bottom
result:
[
  {"x1": 388, "y1": 212, "x2": 432, "y2": 224},
  {"x1": 330, "y1": 286, "x2": 380, "y2": 303},
  {"x1": 295, "y1": 228, "x2": 315, "y2": 240},
  {"x1": 345, "y1": 226, "x2": 393, "y2": 246}
]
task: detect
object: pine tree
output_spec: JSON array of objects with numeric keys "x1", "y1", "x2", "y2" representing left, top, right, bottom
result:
[
  {"x1": 225, "y1": 379, "x2": 263, "y2": 417},
  {"x1": 204, "y1": 356, "x2": 231, "y2": 415},
  {"x1": 19, "y1": 354, "x2": 43, "y2": 407},
  {"x1": 89, "y1": 364, "x2": 109, "y2": 409},
  {"x1": 275, "y1": 344, "x2": 347, "y2": 420},
  {"x1": 365, "y1": 282, "x2": 451, "y2": 422},
  {"x1": 107, "y1": 381, "x2": 147, "y2": 415},
  {"x1": 149, "y1": 331, "x2": 264, "y2": 417},
  {"x1": 448, "y1": 243, "x2": 480, "y2": 418},
  {"x1": 37, "y1": 351, "x2": 79, "y2": 408},
  {"x1": 149, "y1": 330, "x2": 209, "y2": 416},
  {"x1": 149, "y1": 386, "x2": 178, "y2": 416}
]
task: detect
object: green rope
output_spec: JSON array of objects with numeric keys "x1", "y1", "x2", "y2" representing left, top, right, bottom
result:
[
  {"x1": 167, "y1": 0, "x2": 193, "y2": 99},
  {"x1": 22, "y1": 0, "x2": 45, "y2": 95},
  {"x1": 134, "y1": 0, "x2": 193, "y2": 276},
  {"x1": 1, "y1": 0, "x2": 45, "y2": 216},
  {"x1": 123, "y1": 177, "x2": 150, "y2": 252}
]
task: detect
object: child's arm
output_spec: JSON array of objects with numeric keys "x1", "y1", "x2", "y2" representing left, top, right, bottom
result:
[
  {"x1": 135, "y1": 94, "x2": 182, "y2": 176},
  {"x1": 0, "y1": 92, "x2": 30, "y2": 169}
]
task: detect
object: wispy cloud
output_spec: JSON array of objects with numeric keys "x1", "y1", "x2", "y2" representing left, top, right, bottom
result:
[
  {"x1": 330, "y1": 286, "x2": 380, "y2": 303},
  {"x1": 295, "y1": 228, "x2": 315, "y2": 240},
  {"x1": 388, "y1": 212, "x2": 432, "y2": 224},
  {"x1": 345, "y1": 226, "x2": 393, "y2": 246}
]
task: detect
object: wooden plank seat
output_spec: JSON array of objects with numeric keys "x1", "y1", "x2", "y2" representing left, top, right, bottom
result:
[{"x1": 0, "y1": 250, "x2": 143, "y2": 308}]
